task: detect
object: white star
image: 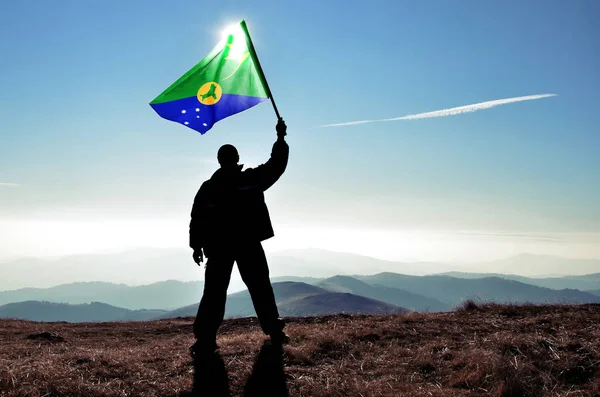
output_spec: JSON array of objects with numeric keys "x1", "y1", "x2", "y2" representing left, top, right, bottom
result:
[
  {"x1": 196, "y1": 116, "x2": 200, "y2": 119},
  {"x1": 181, "y1": 110, "x2": 187, "y2": 114},
  {"x1": 202, "y1": 123, "x2": 208, "y2": 127},
  {"x1": 196, "y1": 108, "x2": 200, "y2": 112},
  {"x1": 184, "y1": 121, "x2": 189, "y2": 125}
]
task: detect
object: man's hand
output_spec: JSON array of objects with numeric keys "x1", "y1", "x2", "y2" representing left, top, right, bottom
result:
[
  {"x1": 276, "y1": 119, "x2": 287, "y2": 139},
  {"x1": 192, "y1": 249, "x2": 204, "y2": 266}
]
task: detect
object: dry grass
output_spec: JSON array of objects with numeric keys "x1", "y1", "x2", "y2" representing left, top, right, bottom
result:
[{"x1": 1, "y1": 304, "x2": 599, "y2": 396}]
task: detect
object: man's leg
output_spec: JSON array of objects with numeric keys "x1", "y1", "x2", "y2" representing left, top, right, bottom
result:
[
  {"x1": 193, "y1": 252, "x2": 235, "y2": 349},
  {"x1": 236, "y1": 242, "x2": 285, "y2": 339}
]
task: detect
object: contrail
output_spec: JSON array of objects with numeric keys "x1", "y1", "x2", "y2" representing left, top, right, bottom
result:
[
  {"x1": 0, "y1": 183, "x2": 20, "y2": 187},
  {"x1": 319, "y1": 94, "x2": 557, "y2": 127}
]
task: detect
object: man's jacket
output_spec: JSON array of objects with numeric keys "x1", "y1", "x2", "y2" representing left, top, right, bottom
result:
[{"x1": 189, "y1": 139, "x2": 289, "y2": 254}]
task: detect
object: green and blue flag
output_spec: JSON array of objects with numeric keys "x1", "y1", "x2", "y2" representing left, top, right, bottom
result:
[{"x1": 150, "y1": 21, "x2": 269, "y2": 134}]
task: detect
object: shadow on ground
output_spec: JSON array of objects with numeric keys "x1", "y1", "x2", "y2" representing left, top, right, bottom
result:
[
  {"x1": 244, "y1": 341, "x2": 288, "y2": 397},
  {"x1": 182, "y1": 341, "x2": 288, "y2": 397}
]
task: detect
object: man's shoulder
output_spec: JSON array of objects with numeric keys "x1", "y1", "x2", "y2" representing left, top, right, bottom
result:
[{"x1": 197, "y1": 179, "x2": 213, "y2": 195}]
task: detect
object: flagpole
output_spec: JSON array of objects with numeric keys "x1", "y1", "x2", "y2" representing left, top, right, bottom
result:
[{"x1": 240, "y1": 20, "x2": 282, "y2": 121}]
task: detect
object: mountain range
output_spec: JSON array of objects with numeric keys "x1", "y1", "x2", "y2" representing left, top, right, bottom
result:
[
  {"x1": 0, "y1": 280, "x2": 204, "y2": 310},
  {"x1": 316, "y1": 275, "x2": 450, "y2": 311},
  {"x1": 2, "y1": 249, "x2": 599, "y2": 291},
  {"x1": 1, "y1": 249, "x2": 598, "y2": 322},
  {"x1": 440, "y1": 271, "x2": 600, "y2": 292},
  {"x1": 477, "y1": 254, "x2": 600, "y2": 277},
  {"x1": 161, "y1": 281, "x2": 405, "y2": 319},
  {"x1": 0, "y1": 281, "x2": 405, "y2": 322},
  {"x1": 356, "y1": 273, "x2": 600, "y2": 305},
  {"x1": 1, "y1": 271, "x2": 599, "y2": 322},
  {"x1": 0, "y1": 301, "x2": 165, "y2": 322}
]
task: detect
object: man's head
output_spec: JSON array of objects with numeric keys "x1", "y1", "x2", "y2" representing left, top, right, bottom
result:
[{"x1": 217, "y1": 144, "x2": 239, "y2": 167}]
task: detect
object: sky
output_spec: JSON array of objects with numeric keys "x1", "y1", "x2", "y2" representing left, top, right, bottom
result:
[{"x1": 1, "y1": 0, "x2": 599, "y2": 269}]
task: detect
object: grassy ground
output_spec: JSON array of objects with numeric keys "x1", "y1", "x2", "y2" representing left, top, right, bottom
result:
[{"x1": 1, "y1": 303, "x2": 599, "y2": 396}]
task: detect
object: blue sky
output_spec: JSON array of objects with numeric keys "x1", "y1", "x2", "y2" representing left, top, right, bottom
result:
[{"x1": 0, "y1": 0, "x2": 599, "y2": 261}]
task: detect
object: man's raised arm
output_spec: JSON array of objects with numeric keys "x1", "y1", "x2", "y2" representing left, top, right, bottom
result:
[{"x1": 248, "y1": 120, "x2": 289, "y2": 191}]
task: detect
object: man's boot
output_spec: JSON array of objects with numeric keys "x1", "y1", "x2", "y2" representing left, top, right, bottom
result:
[{"x1": 190, "y1": 339, "x2": 218, "y2": 362}]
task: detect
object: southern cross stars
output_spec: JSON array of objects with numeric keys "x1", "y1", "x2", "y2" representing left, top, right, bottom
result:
[{"x1": 179, "y1": 106, "x2": 208, "y2": 130}]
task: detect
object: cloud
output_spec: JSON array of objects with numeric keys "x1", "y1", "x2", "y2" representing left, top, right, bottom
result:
[
  {"x1": 0, "y1": 183, "x2": 20, "y2": 187},
  {"x1": 452, "y1": 231, "x2": 566, "y2": 242},
  {"x1": 319, "y1": 94, "x2": 557, "y2": 127}
]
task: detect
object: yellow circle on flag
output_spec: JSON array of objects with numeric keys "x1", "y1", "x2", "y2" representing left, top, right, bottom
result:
[{"x1": 197, "y1": 82, "x2": 223, "y2": 105}]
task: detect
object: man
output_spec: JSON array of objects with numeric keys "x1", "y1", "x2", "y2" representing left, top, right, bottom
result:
[{"x1": 189, "y1": 120, "x2": 289, "y2": 356}]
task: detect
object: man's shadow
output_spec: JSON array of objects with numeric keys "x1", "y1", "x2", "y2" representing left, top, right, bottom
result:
[
  {"x1": 189, "y1": 351, "x2": 231, "y2": 397},
  {"x1": 243, "y1": 341, "x2": 288, "y2": 397},
  {"x1": 186, "y1": 341, "x2": 288, "y2": 397}
]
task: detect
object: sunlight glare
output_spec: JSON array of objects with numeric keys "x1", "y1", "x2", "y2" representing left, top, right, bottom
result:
[{"x1": 220, "y1": 23, "x2": 248, "y2": 61}]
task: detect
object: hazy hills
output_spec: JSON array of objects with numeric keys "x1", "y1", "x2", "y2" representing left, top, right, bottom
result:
[
  {"x1": 0, "y1": 248, "x2": 406, "y2": 290},
  {"x1": 356, "y1": 273, "x2": 600, "y2": 306},
  {"x1": 480, "y1": 253, "x2": 600, "y2": 277},
  {"x1": 1, "y1": 249, "x2": 598, "y2": 322},
  {"x1": 266, "y1": 251, "x2": 600, "y2": 278},
  {"x1": 266, "y1": 249, "x2": 445, "y2": 277},
  {"x1": 3, "y1": 248, "x2": 599, "y2": 291},
  {"x1": 0, "y1": 301, "x2": 165, "y2": 322},
  {"x1": 278, "y1": 292, "x2": 404, "y2": 316},
  {"x1": 0, "y1": 281, "x2": 405, "y2": 322},
  {"x1": 0, "y1": 280, "x2": 204, "y2": 310},
  {"x1": 0, "y1": 281, "x2": 406, "y2": 322},
  {"x1": 317, "y1": 275, "x2": 450, "y2": 312},
  {"x1": 3, "y1": 269, "x2": 596, "y2": 313},
  {"x1": 440, "y1": 271, "x2": 600, "y2": 291},
  {"x1": 0, "y1": 249, "x2": 202, "y2": 290},
  {"x1": 157, "y1": 282, "x2": 405, "y2": 319},
  {"x1": 2, "y1": 272, "x2": 600, "y2": 322}
]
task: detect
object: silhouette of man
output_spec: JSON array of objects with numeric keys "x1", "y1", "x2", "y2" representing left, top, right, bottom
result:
[{"x1": 189, "y1": 120, "x2": 289, "y2": 356}]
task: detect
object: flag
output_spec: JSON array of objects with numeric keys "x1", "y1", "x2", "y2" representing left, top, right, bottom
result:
[{"x1": 149, "y1": 21, "x2": 269, "y2": 134}]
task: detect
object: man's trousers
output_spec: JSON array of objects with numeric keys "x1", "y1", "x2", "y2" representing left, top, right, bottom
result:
[{"x1": 193, "y1": 242, "x2": 284, "y2": 343}]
